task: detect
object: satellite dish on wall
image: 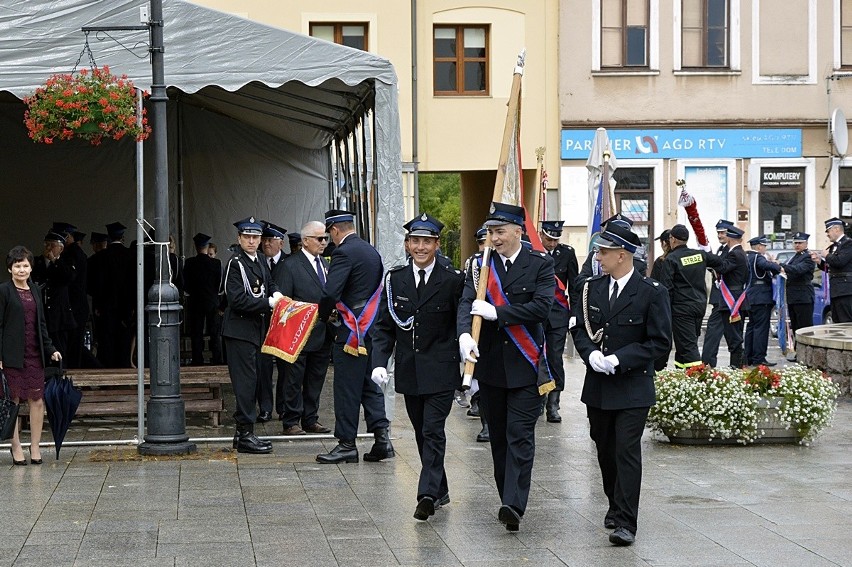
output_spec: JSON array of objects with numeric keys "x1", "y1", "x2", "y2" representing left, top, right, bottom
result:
[{"x1": 831, "y1": 108, "x2": 848, "y2": 156}]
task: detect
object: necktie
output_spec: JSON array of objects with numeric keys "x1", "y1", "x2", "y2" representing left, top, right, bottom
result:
[
  {"x1": 315, "y1": 256, "x2": 326, "y2": 287},
  {"x1": 269, "y1": 257, "x2": 275, "y2": 270},
  {"x1": 505, "y1": 259, "x2": 512, "y2": 271},
  {"x1": 609, "y1": 280, "x2": 619, "y2": 310},
  {"x1": 417, "y1": 269, "x2": 426, "y2": 298}
]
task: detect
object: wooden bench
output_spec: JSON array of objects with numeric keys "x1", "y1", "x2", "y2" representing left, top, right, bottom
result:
[{"x1": 20, "y1": 366, "x2": 231, "y2": 426}]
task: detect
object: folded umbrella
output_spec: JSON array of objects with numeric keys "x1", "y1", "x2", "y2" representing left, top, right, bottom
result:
[{"x1": 43, "y1": 366, "x2": 82, "y2": 459}]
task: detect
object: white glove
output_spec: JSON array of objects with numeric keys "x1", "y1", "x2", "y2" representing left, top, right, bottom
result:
[
  {"x1": 568, "y1": 316, "x2": 577, "y2": 329},
  {"x1": 370, "y1": 367, "x2": 389, "y2": 387},
  {"x1": 471, "y1": 299, "x2": 497, "y2": 321},
  {"x1": 588, "y1": 350, "x2": 608, "y2": 374},
  {"x1": 603, "y1": 354, "x2": 619, "y2": 375},
  {"x1": 459, "y1": 332, "x2": 480, "y2": 363},
  {"x1": 697, "y1": 243, "x2": 712, "y2": 253},
  {"x1": 268, "y1": 292, "x2": 284, "y2": 309}
]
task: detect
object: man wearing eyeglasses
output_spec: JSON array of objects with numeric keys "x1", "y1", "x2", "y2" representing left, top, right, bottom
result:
[
  {"x1": 317, "y1": 210, "x2": 393, "y2": 464},
  {"x1": 276, "y1": 222, "x2": 333, "y2": 436}
]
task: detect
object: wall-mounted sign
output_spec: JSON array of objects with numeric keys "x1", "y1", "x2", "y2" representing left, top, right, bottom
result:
[
  {"x1": 561, "y1": 129, "x2": 802, "y2": 160},
  {"x1": 761, "y1": 167, "x2": 805, "y2": 189}
]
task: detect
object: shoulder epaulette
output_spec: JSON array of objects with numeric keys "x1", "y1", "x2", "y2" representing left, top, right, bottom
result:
[
  {"x1": 586, "y1": 274, "x2": 606, "y2": 282},
  {"x1": 388, "y1": 263, "x2": 407, "y2": 272},
  {"x1": 641, "y1": 276, "x2": 661, "y2": 287},
  {"x1": 441, "y1": 263, "x2": 462, "y2": 275}
]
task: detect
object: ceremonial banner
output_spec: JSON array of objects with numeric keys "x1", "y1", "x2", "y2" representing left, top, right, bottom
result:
[{"x1": 261, "y1": 297, "x2": 319, "y2": 362}]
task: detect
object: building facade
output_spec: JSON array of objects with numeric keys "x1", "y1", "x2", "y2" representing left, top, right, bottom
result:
[
  {"x1": 560, "y1": 0, "x2": 852, "y2": 265},
  {"x1": 192, "y1": 0, "x2": 560, "y2": 260}
]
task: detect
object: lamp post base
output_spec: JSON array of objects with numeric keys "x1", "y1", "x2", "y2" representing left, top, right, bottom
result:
[{"x1": 138, "y1": 441, "x2": 197, "y2": 456}]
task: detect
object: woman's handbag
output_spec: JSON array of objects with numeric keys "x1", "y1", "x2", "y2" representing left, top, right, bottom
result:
[{"x1": 0, "y1": 370, "x2": 20, "y2": 440}]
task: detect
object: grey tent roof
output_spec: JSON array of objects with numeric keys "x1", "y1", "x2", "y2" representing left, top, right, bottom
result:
[{"x1": 0, "y1": 0, "x2": 403, "y2": 263}]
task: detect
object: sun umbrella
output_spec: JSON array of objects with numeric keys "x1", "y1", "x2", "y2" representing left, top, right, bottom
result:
[{"x1": 43, "y1": 367, "x2": 82, "y2": 459}]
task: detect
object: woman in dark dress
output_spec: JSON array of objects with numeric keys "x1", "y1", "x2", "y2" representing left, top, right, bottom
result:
[{"x1": 0, "y1": 246, "x2": 62, "y2": 465}]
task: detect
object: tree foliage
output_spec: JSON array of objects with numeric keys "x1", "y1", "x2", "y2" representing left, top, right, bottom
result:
[{"x1": 418, "y1": 173, "x2": 462, "y2": 267}]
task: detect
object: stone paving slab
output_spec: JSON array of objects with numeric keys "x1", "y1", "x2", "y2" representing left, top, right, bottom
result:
[{"x1": 0, "y1": 352, "x2": 849, "y2": 566}]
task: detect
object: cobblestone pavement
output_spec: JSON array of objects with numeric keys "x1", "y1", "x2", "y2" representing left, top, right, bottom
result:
[{"x1": 0, "y1": 350, "x2": 850, "y2": 566}]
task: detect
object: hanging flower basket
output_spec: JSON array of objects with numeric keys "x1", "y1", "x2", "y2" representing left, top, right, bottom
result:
[{"x1": 23, "y1": 66, "x2": 151, "y2": 146}]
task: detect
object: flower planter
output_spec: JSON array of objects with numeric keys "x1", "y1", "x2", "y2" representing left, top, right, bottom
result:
[{"x1": 664, "y1": 398, "x2": 802, "y2": 445}]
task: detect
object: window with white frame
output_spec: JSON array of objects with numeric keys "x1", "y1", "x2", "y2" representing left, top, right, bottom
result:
[
  {"x1": 842, "y1": 0, "x2": 852, "y2": 68},
  {"x1": 682, "y1": 0, "x2": 730, "y2": 68},
  {"x1": 601, "y1": 0, "x2": 650, "y2": 68}
]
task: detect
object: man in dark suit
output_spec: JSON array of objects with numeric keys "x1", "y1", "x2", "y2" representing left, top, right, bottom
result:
[
  {"x1": 316, "y1": 210, "x2": 392, "y2": 464},
  {"x1": 538, "y1": 219, "x2": 577, "y2": 423},
  {"x1": 573, "y1": 224, "x2": 671, "y2": 546},
  {"x1": 287, "y1": 232, "x2": 302, "y2": 256},
  {"x1": 702, "y1": 224, "x2": 748, "y2": 368},
  {"x1": 780, "y1": 232, "x2": 815, "y2": 342},
  {"x1": 92, "y1": 222, "x2": 133, "y2": 367},
  {"x1": 50, "y1": 223, "x2": 89, "y2": 369},
  {"x1": 32, "y1": 229, "x2": 77, "y2": 359},
  {"x1": 222, "y1": 217, "x2": 283, "y2": 454},
  {"x1": 255, "y1": 222, "x2": 287, "y2": 422},
  {"x1": 813, "y1": 218, "x2": 852, "y2": 322},
  {"x1": 183, "y1": 232, "x2": 223, "y2": 366},
  {"x1": 276, "y1": 221, "x2": 333, "y2": 436},
  {"x1": 457, "y1": 202, "x2": 554, "y2": 532},
  {"x1": 743, "y1": 236, "x2": 781, "y2": 366},
  {"x1": 372, "y1": 214, "x2": 464, "y2": 521}
]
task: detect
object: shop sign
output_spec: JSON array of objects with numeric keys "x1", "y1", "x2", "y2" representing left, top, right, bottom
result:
[
  {"x1": 561, "y1": 129, "x2": 802, "y2": 160},
  {"x1": 761, "y1": 167, "x2": 804, "y2": 189}
]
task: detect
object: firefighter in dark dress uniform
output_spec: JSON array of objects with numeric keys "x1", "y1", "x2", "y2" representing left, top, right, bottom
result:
[
  {"x1": 702, "y1": 224, "x2": 748, "y2": 368},
  {"x1": 52, "y1": 223, "x2": 88, "y2": 369},
  {"x1": 812, "y1": 218, "x2": 852, "y2": 323},
  {"x1": 93, "y1": 222, "x2": 133, "y2": 367},
  {"x1": 779, "y1": 232, "x2": 815, "y2": 340},
  {"x1": 256, "y1": 222, "x2": 287, "y2": 423},
  {"x1": 183, "y1": 232, "x2": 223, "y2": 366},
  {"x1": 371, "y1": 214, "x2": 464, "y2": 521},
  {"x1": 538, "y1": 220, "x2": 577, "y2": 423},
  {"x1": 316, "y1": 210, "x2": 393, "y2": 464},
  {"x1": 462, "y1": 226, "x2": 490, "y2": 442},
  {"x1": 222, "y1": 217, "x2": 282, "y2": 454},
  {"x1": 573, "y1": 224, "x2": 672, "y2": 546},
  {"x1": 32, "y1": 230, "x2": 76, "y2": 358},
  {"x1": 659, "y1": 224, "x2": 722, "y2": 368},
  {"x1": 743, "y1": 236, "x2": 781, "y2": 366},
  {"x1": 457, "y1": 202, "x2": 554, "y2": 532}
]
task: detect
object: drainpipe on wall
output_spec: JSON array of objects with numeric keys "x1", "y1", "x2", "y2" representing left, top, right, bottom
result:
[{"x1": 411, "y1": 0, "x2": 419, "y2": 212}]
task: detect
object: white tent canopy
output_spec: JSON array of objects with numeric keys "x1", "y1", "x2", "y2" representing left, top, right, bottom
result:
[{"x1": 0, "y1": 0, "x2": 404, "y2": 264}]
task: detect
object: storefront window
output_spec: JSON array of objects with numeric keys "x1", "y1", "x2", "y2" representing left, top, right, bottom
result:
[
  {"x1": 839, "y1": 167, "x2": 852, "y2": 238},
  {"x1": 759, "y1": 167, "x2": 805, "y2": 249},
  {"x1": 613, "y1": 168, "x2": 653, "y2": 261}
]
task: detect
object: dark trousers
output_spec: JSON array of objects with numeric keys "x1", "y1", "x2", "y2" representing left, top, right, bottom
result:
[
  {"x1": 331, "y1": 342, "x2": 389, "y2": 441},
  {"x1": 188, "y1": 305, "x2": 223, "y2": 365},
  {"x1": 257, "y1": 353, "x2": 285, "y2": 416},
  {"x1": 743, "y1": 303, "x2": 773, "y2": 364},
  {"x1": 586, "y1": 405, "x2": 650, "y2": 535},
  {"x1": 671, "y1": 309, "x2": 703, "y2": 367},
  {"x1": 280, "y1": 343, "x2": 331, "y2": 428},
  {"x1": 66, "y1": 325, "x2": 85, "y2": 369},
  {"x1": 479, "y1": 382, "x2": 540, "y2": 515},
  {"x1": 95, "y1": 312, "x2": 131, "y2": 368},
  {"x1": 788, "y1": 302, "x2": 814, "y2": 341},
  {"x1": 544, "y1": 325, "x2": 568, "y2": 391},
  {"x1": 831, "y1": 295, "x2": 852, "y2": 323},
  {"x1": 224, "y1": 337, "x2": 262, "y2": 426},
  {"x1": 404, "y1": 390, "x2": 453, "y2": 501},
  {"x1": 701, "y1": 304, "x2": 744, "y2": 367}
]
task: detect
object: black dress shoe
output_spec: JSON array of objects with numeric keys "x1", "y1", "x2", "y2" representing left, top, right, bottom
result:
[
  {"x1": 546, "y1": 410, "x2": 562, "y2": 423},
  {"x1": 498, "y1": 505, "x2": 521, "y2": 532},
  {"x1": 758, "y1": 360, "x2": 777, "y2": 367},
  {"x1": 476, "y1": 423, "x2": 490, "y2": 443},
  {"x1": 413, "y1": 496, "x2": 435, "y2": 521},
  {"x1": 609, "y1": 527, "x2": 635, "y2": 546},
  {"x1": 363, "y1": 428, "x2": 395, "y2": 462},
  {"x1": 435, "y1": 493, "x2": 450, "y2": 508},
  {"x1": 256, "y1": 411, "x2": 272, "y2": 423},
  {"x1": 235, "y1": 426, "x2": 273, "y2": 454},
  {"x1": 466, "y1": 402, "x2": 479, "y2": 418},
  {"x1": 604, "y1": 515, "x2": 617, "y2": 529},
  {"x1": 316, "y1": 440, "x2": 359, "y2": 464}
]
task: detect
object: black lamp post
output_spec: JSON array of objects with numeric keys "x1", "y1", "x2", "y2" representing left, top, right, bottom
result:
[{"x1": 137, "y1": 0, "x2": 196, "y2": 456}]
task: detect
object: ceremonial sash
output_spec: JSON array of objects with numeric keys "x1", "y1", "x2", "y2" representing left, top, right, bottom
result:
[
  {"x1": 719, "y1": 278, "x2": 746, "y2": 323},
  {"x1": 554, "y1": 276, "x2": 569, "y2": 311},
  {"x1": 336, "y1": 284, "x2": 383, "y2": 356},
  {"x1": 261, "y1": 297, "x2": 319, "y2": 363},
  {"x1": 480, "y1": 257, "x2": 542, "y2": 374}
]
